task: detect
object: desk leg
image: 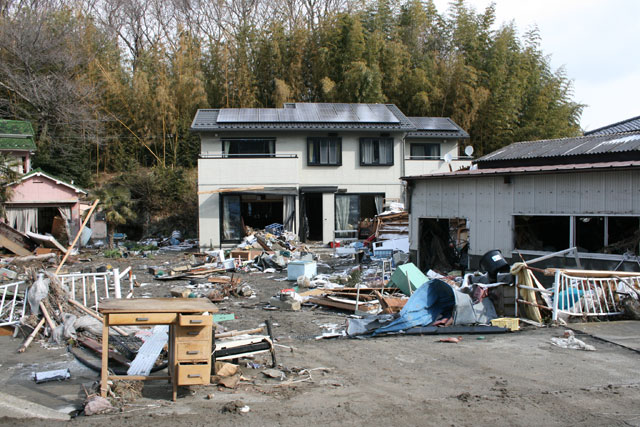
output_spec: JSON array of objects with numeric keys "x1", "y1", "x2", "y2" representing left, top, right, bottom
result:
[{"x1": 100, "y1": 314, "x2": 109, "y2": 397}]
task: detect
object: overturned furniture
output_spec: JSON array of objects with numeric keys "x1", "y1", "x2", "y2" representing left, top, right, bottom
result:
[{"x1": 213, "y1": 320, "x2": 277, "y2": 369}]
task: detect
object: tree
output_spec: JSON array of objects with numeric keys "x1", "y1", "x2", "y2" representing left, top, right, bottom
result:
[
  {"x1": 0, "y1": 153, "x2": 18, "y2": 217},
  {"x1": 92, "y1": 184, "x2": 136, "y2": 248}
]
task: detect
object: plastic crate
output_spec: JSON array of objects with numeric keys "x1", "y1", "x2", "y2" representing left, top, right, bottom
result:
[
  {"x1": 373, "y1": 249, "x2": 393, "y2": 259},
  {"x1": 265, "y1": 223, "x2": 284, "y2": 236},
  {"x1": 490, "y1": 317, "x2": 519, "y2": 331}
]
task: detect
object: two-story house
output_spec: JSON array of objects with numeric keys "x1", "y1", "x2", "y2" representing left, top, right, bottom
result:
[{"x1": 191, "y1": 103, "x2": 469, "y2": 248}]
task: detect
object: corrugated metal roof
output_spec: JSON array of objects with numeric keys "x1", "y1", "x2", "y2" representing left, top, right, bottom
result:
[
  {"x1": 405, "y1": 117, "x2": 469, "y2": 139},
  {"x1": 585, "y1": 116, "x2": 640, "y2": 135},
  {"x1": 191, "y1": 103, "x2": 416, "y2": 132},
  {"x1": 403, "y1": 160, "x2": 640, "y2": 181},
  {"x1": 475, "y1": 131, "x2": 640, "y2": 163},
  {"x1": 0, "y1": 119, "x2": 36, "y2": 151}
]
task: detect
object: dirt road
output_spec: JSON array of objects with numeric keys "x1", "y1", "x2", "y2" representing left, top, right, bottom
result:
[{"x1": 1, "y1": 252, "x2": 639, "y2": 426}]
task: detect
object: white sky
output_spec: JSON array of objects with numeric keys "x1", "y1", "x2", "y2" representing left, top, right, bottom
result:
[{"x1": 432, "y1": 0, "x2": 640, "y2": 131}]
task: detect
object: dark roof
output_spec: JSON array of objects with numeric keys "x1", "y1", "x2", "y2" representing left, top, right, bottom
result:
[
  {"x1": 405, "y1": 117, "x2": 469, "y2": 139},
  {"x1": 0, "y1": 120, "x2": 36, "y2": 151},
  {"x1": 403, "y1": 160, "x2": 640, "y2": 181},
  {"x1": 475, "y1": 131, "x2": 640, "y2": 163},
  {"x1": 585, "y1": 115, "x2": 640, "y2": 135},
  {"x1": 191, "y1": 103, "x2": 416, "y2": 132}
]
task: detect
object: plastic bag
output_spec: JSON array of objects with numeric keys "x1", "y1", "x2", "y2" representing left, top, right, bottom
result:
[{"x1": 27, "y1": 274, "x2": 50, "y2": 316}]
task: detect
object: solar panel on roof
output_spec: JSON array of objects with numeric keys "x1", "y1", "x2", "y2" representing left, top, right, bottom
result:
[
  {"x1": 215, "y1": 103, "x2": 401, "y2": 124},
  {"x1": 409, "y1": 117, "x2": 459, "y2": 131},
  {"x1": 216, "y1": 109, "x2": 238, "y2": 122},
  {"x1": 258, "y1": 109, "x2": 278, "y2": 121}
]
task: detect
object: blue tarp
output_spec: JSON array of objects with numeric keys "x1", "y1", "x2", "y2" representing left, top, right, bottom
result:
[{"x1": 374, "y1": 279, "x2": 455, "y2": 335}]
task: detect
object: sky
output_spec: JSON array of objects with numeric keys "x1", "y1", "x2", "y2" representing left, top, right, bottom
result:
[{"x1": 432, "y1": 0, "x2": 640, "y2": 131}]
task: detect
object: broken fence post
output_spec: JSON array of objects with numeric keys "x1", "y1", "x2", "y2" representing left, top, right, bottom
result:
[{"x1": 113, "y1": 268, "x2": 121, "y2": 299}]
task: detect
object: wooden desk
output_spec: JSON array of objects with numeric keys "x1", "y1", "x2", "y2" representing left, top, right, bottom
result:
[{"x1": 98, "y1": 298, "x2": 218, "y2": 401}]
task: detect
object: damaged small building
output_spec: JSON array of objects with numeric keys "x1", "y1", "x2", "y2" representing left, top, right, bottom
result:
[
  {"x1": 404, "y1": 115, "x2": 640, "y2": 271},
  {"x1": 191, "y1": 103, "x2": 469, "y2": 248}
]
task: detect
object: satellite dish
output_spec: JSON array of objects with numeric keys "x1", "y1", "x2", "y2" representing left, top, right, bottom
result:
[
  {"x1": 444, "y1": 153, "x2": 453, "y2": 163},
  {"x1": 464, "y1": 145, "x2": 474, "y2": 157}
]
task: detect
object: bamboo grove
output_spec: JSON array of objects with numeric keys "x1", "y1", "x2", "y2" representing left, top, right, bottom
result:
[{"x1": 0, "y1": 0, "x2": 583, "y2": 188}]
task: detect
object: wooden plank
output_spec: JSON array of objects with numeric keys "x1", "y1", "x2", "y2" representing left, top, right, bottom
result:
[
  {"x1": 100, "y1": 315, "x2": 109, "y2": 397},
  {"x1": 198, "y1": 186, "x2": 264, "y2": 195},
  {"x1": 0, "y1": 234, "x2": 31, "y2": 256},
  {"x1": 78, "y1": 336, "x2": 130, "y2": 366},
  {"x1": 308, "y1": 297, "x2": 379, "y2": 312},
  {"x1": 18, "y1": 317, "x2": 45, "y2": 353},
  {"x1": 99, "y1": 298, "x2": 218, "y2": 314},
  {"x1": 55, "y1": 198, "x2": 99, "y2": 274}
]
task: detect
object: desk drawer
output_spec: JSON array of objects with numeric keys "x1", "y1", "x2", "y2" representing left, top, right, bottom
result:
[
  {"x1": 176, "y1": 340, "x2": 211, "y2": 361},
  {"x1": 108, "y1": 313, "x2": 177, "y2": 325},
  {"x1": 177, "y1": 363, "x2": 210, "y2": 385},
  {"x1": 178, "y1": 314, "x2": 213, "y2": 327},
  {"x1": 176, "y1": 325, "x2": 210, "y2": 341}
]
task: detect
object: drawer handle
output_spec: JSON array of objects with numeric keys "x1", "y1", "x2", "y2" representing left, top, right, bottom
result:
[
  {"x1": 189, "y1": 319, "x2": 203, "y2": 324},
  {"x1": 188, "y1": 374, "x2": 201, "y2": 378},
  {"x1": 136, "y1": 317, "x2": 149, "y2": 321},
  {"x1": 187, "y1": 331, "x2": 199, "y2": 336},
  {"x1": 186, "y1": 350, "x2": 199, "y2": 355}
]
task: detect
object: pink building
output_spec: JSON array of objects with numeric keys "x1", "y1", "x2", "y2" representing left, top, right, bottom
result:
[{"x1": 4, "y1": 169, "x2": 87, "y2": 239}]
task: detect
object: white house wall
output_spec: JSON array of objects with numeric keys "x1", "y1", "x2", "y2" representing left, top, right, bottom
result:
[
  {"x1": 409, "y1": 169, "x2": 640, "y2": 261},
  {"x1": 198, "y1": 130, "x2": 408, "y2": 247}
]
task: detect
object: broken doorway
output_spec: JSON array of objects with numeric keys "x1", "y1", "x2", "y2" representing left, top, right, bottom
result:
[
  {"x1": 302, "y1": 193, "x2": 323, "y2": 241},
  {"x1": 335, "y1": 193, "x2": 383, "y2": 239},
  {"x1": 220, "y1": 194, "x2": 294, "y2": 243},
  {"x1": 418, "y1": 218, "x2": 468, "y2": 273}
]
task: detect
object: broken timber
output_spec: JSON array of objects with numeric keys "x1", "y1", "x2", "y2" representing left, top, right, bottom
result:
[{"x1": 0, "y1": 221, "x2": 33, "y2": 256}]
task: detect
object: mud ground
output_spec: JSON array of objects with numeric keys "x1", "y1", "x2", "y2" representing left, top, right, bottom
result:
[{"x1": 1, "y1": 250, "x2": 639, "y2": 426}]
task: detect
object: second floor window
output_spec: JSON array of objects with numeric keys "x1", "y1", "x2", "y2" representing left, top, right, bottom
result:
[
  {"x1": 222, "y1": 138, "x2": 275, "y2": 158},
  {"x1": 410, "y1": 143, "x2": 441, "y2": 159},
  {"x1": 308, "y1": 137, "x2": 342, "y2": 166},
  {"x1": 360, "y1": 137, "x2": 393, "y2": 166}
]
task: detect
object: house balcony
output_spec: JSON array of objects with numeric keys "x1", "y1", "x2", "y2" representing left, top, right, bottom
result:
[
  {"x1": 198, "y1": 154, "x2": 300, "y2": 186},
  {"x1": 403, "y1": 156, "x2": 473, "y2": 177}
]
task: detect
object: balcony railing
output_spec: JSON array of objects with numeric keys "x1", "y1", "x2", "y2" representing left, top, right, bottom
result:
[{"x1": 200, "y1": 153, "x2": 298, "y2": 159}]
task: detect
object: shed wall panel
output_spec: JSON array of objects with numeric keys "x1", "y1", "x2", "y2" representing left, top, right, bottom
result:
[{"x1": 409, "y1": 169, "x2": 640, "y2": 261}]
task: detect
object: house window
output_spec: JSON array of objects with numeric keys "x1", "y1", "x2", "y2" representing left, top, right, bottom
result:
[
  {"x1": 360, "y1": 138, "x2": 393, "y2": 166},
  {"x1": 307, "y1": 137, "x2": 341, "y2": 166},
  {"x1": 515, "y1": 216, "x2": 570, "y2": 252},
  {"x1": 515, "y1": 215, "x2": 640, "y2": 255},
  {"x1": 335, "y1": 193, "x2": 383, "y2": 238},
  {"x1": 410, "y1": 143, "x2": 441, "y2": 159},
  {"x1": 222, "y1": 138, "x2": 275, "y2": 158}
]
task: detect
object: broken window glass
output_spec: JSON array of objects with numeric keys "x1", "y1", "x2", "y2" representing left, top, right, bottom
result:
[
  {"x1": 605, "y1": 217, "x2": 640, "y2": 254},
  {"x1": 221, "y1": 195, "x2": 243, "y2": 241},
  {"x1": 514, "y1": 216, "x2": 570, "y2": 252},
  {"x1": 576, "y1": 216, "x2": 605, "y2": 252}
]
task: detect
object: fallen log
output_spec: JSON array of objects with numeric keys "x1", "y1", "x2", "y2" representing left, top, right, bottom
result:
[
  {"x1": 4, "y1": 253, "x2": 57, "y2": 264},
  {"x1": 18, "y1": 317, "x2": 45, "y2": 353}
]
